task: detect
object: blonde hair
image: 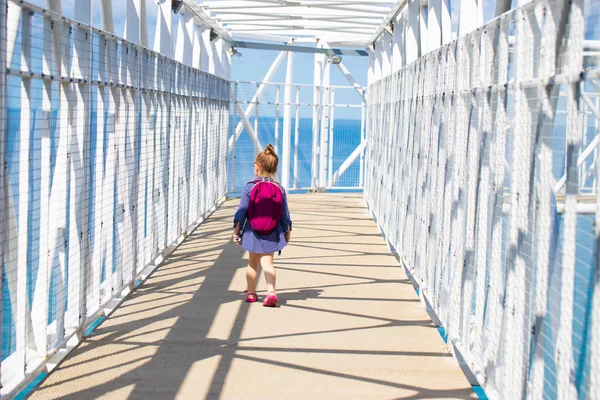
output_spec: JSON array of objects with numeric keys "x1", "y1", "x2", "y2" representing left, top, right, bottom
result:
[{"x1": 255, "y1": 144, "x2": 279, "y2": 176}]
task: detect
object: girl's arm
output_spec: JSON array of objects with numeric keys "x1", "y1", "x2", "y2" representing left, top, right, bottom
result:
[
  {"x1": 233, "y1": 185, "x2": 251, "y2": 243},
  {"x1": 280, "y1": 190, "x2": 292, "y2": 242}
]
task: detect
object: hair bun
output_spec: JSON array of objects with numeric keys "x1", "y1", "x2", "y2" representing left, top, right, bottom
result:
[{"x1": 265, "y1": 144, "x2": 274, "y2": 155}]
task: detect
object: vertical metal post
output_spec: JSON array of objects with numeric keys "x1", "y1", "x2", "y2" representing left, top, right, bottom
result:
[
  {"x1": 175, "y1": 8, "x2": 193, "y2": 66},
  {"x1": 359, "y1": 99, "x2": 366, "y2": 187},
  {"x1": 293, "y1": 86, "x2": 300, "y2": 189},
  {"x1": 458, "y1": 0, "x2": 484, "y2": 37},
  {"x1": 231, "y1": 82, "x2": 237, "y2": 191},
  {"x1": 419, "y1": 4, "x2": 428, "y2": 54},
  {"x1": 140, "y1": 0, "x2": 147, "y2": 47},
  {"x1": 275, "y1": 84, "x2": 280, "y2": 153},
  {"x1": 428, "y1": 0, "x2": 442, "y2": 51},
  {"x1": 592, "y1": 85, "x2": 600, "y2": 400},
  {"x1": 15, "y1": 3, "x2": 32, "y2": 372},
  {"x1": 282, "y1": 51, "x2": 294, "y2": 189},
  {"x1": 0, "y1": 0, "x2": 6, "y2": 380},
  {"x1": 200, "y1": 25, "x2": 210, "y2": 73},
  {"x1": 192, "y1": 22, "x2": 202, "y2": 70},
  {"x1": 327, "y1": 88, "x2": 335, "y2": 187},
  {"x1": 154, "y1": 0, "x2": 172, "y2": 57},
  {"x1": 126, "y1": 0, "x2": 141, "y2": 44},
  {"x1": 392, "y1": 13, "x2": 404, "y2": 71},
  {"x1": 312, "y1": 51, "x2": 327, "y2": 189},
  {"x1": 406, "y1": 0, "x2": 420, "y2": 64},
  {"x1": 311, "y1": 84, "x2": 320, "y2": 188},
  {"x1": 441, "y1": 0, "x2": 452, "y2": 44},
  {"x1": 319, "y1": 87, "x2": 329, "y2": 189},
  {"x1": 592, "y1": 93, "x2": 600, "y2": 195},
  {"x1": 100, "y1": 0, "x2": 114, "y2": 33},
  {"x1": 254, "y1": 82, "x2": 259, "y2": 151}
]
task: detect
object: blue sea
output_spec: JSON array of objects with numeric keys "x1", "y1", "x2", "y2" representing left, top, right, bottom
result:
[{"x1": 227, "y1": 115, "x2": 363, "y2": 193}]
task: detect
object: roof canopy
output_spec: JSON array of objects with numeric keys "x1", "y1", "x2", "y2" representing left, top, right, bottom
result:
[{"x1": 190, "y1": 0, "x2": 400, "y2": 48}]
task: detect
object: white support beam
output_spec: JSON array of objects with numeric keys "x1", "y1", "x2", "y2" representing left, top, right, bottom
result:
[
  {"x1": 71, "y1": 0, "x2": 93, "y2": 332},
  {"x1": 154, "y1": 0, "x2": 173, "y2": 57},
  {"x1": 406, "y1": 0, "x2": 420, "y2": 63},
  {"x1": 555, "y1": 90, "x2": 600, "y2": 193},
  {"x1": 419, "y1": 5, "x2": 427, "y2": 53},
  {"x1": 495, "y1": 0, "x2": 511, "y2": 17},
  {"x1": 293, "y1": 86, "x2": 300, "y2": 189},
  {"x1": 319, "y1": 66, "x2": 331, "y2": 187},
  {"x1": 175, "y1": 9, "x2": 194, "y2": 66},
  {"x1": 327, "y1": 88, "x2": 335, "y2": 187},
  {"x1": 209, "y1": 38, "x2": 222, "y2": 76},
  {"x1": 458, "y1": 0, "x2": 484, "y2": 37},
  {"x1": 140, "y1": 0, "x2": 148, "y2": 47},
  {"x1": 373, "y1": 37, "x2": 382, "y2": 80},
  {"x1": 381, "y1": 32, "x2": 393, "y2": 76},
  {"x1": 392, "y1": 12, "x2": 404, "y2": 71},
  {"x1": 0, "y1": 2, "x2": 7, "y2": 380},
  {"x1": 182, "y1": 0, "x2": 233, "y2": 42},
  {"x1": 368, "y1": 50, "x2": 376, "y2": 84},
  {"x1": 427, "y1": 0, "x2": 441, "y2": 51},
  {"x1": 16, "y1": 3, "x2": 32, "y2": 375},
  {"x1": 282, "y1": 51, "x2": 294, "y2": 189},
  {"x1": 192, "y1": 22, "x2": 203, "y2": 69},
  {"x1": 47, "y1": 0, "x2": 62, "y2": 13},
  {"x1": 312, "y1": 47, "x2": 328, "y2": 187},
  {"x1": 200, "y1": 24, "x2": 210, "y2": 72},
  {"x1": 335, "y1": 61, "x2": 365, "y2": 101},
  {"x1": 228, "y1": 51, "x2": 286, "y2": 151},
  {"x1": 223, "y1": 46, "x2": 232, "y2": 80},
  {"x1": 368, "y1": 0, "x2": 408, "y2": 46},
  {"x1": 100, "y1": 0, "x2": 114, "y2": 33},
  {"x1": 441, "y1": 0, "x2": 451, "y2": 44},
  {"x1": 332, "y1": 141, "x2": 366, "y2": 185},
  {"x1": 126, "y1": 0, "x2": 142, "y2": 45},
  {"x1": 235, "y1": 101, "x2": 263, "y2": 153}
]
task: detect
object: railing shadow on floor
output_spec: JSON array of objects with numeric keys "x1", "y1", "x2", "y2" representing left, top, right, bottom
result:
[{"x1": 30, "y1": 200, "x2": 476, "y2": 400}]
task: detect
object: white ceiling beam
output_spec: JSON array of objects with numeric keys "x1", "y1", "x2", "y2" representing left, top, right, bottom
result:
[
  {"x1": 202, "y1": 0, "x2": 393, "y2": 6},
  {"x1": 223, "y1": 19, "x2": 382, "y2": 27},
  {"x1": 204, "y1": 3, "x2": 391, "y2": 13},
  {"x1": 181, "y1": 0, "x2": 232, "y2": 42},
  {"x1": 210, "y1": 8, "x2": 388, "y2": 17},
  {"x1": 226, "y1": 22, "x2": 377, "y2": 29},
  {"x1": 231, "y1": 32, "x2": 295, "y2": 43},
  {"x1": 304, "y1": 4, "x2": 391, "y2": 13},
  {"x1": 229, "y1": 27, "x2": 374, "y2": 34},
  {"x1": 218, "y1": 15, "x2": 384, "y2": 22},
  {"x1": 367, "y1": 0, "x2": 408, "y2": 45},
  {"x1": 232, "y1": 40, "x2": 370, "y2": 55}
]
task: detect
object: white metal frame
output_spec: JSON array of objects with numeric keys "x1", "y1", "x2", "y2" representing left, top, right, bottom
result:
[
  {"x1": 0, "y1": 0, "x2": 230, "y2": 396},
  {"x1": 365, "y1": 0, "x2": 596, "y2": 399},
  {"x1": 195, "y1": 0, "x2": 398, "y2": 47}
]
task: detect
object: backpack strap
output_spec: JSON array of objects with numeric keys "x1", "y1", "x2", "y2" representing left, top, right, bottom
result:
[{"x1": 247, "y1": 179, "x2": 283, "y2": 193}]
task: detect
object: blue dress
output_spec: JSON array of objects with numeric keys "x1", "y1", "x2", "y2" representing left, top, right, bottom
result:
[{"x1": 233, "y1": 178, "x2": 292, "y2": 254}]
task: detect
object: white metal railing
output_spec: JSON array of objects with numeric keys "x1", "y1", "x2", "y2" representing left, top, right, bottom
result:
[
  {"x1": 0, "y1": 0, "x2": 229, "y2": 396},
  {"x1": 229, "y1": 80, "x2": 366, "y2": 193},
  {"x1": 366, "y1": 0, "x2": 599, "y2": 398}
]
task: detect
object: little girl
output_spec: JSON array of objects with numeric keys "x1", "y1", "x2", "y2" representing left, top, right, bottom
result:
[{"x1": 233, "y1": 144, "x2": 292, "y2": 307}]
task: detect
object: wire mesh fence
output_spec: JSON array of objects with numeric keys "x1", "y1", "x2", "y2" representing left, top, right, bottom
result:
[
  {"x1": 365, "y1": 0, "x2": 599, "y2": 398},
  {"x1": 0, "y1": 1, "x2": 229, "y2": 395},
  {"x1": 228, "y1": 81, "x2": 365, "y2": 193}
]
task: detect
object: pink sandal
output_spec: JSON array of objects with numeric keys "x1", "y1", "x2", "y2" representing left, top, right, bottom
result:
[
  {"x1": 245, "y1": 293, "x2": 258, "y2": 303},
  {"x1": 263, "y1": 291, "x2": 278, "y2": 307}
]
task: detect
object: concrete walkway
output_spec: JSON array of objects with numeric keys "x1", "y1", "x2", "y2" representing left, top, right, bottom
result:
[{"x1": 30, "y1": 194, "x2": 476, "y2": 400}]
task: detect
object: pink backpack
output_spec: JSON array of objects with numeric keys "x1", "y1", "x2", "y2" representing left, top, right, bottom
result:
[{"x1": 248, "y1": 179, "x2": 284, "y2": 235}]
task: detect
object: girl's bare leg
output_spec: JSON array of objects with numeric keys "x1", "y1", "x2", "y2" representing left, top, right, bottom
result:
[
  {"x1": 246, "y1": 252, "x2": 261, "y2": 293},
  {"x1": 260, "y1": 253, "x2": 276, "y2": 293}
]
